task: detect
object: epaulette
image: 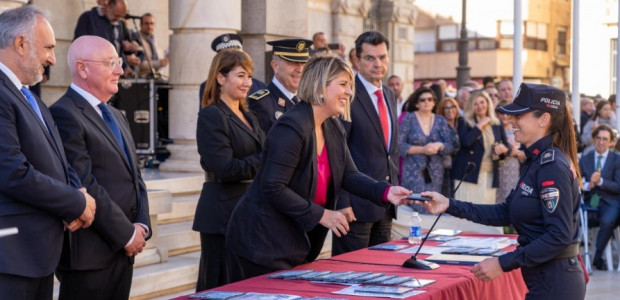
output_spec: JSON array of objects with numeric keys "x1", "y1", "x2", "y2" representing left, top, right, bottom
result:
[
  {"x1": 248, "y1": 89, "x2": 270, "y2": 100},
  {"x1": 540, "y1": 149, "x2": 555, "y2": 165}
]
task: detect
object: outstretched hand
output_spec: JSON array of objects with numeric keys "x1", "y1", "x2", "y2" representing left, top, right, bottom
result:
[
  {"x1": 386, "y1": 186, "x2": 413, "y2": 206},
  {"x1": 419, "y1": 191, "x2": 449, "y2": 214}
]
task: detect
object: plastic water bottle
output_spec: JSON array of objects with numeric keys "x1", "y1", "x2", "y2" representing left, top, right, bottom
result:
[{"x1": 408, "y1": 211, "x2": 422, "y2": 245}]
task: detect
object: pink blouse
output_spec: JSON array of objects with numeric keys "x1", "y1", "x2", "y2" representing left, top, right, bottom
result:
[{"x1": 313, "y1": 145, "x2": 332, "y2": 207}]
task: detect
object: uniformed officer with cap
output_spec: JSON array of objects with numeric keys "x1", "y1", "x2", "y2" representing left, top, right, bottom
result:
[
  {"x1": 199, "y1": 33, "x2": 267, "y2": 106},
  {"x1": 420, "y1": 83, "x2": 586, "y2": 299},
  {"x1": 248, "y1": 38, "x2": 313, "y2": 133}
]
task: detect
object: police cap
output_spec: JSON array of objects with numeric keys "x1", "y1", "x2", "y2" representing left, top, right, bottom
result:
[
  {"x1": 496, "y1": 83, "x2": 566, "y2": 115},
  {"x1": 211, "y1": 34, "x2": 243, "y2": 52},
  {"x1": 267, "y1": 39, "x2": 313, "y2": 63}
]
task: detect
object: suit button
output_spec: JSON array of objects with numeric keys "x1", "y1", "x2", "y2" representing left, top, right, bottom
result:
[
  {"x1": 386, "y1": 176, "x2": 390, "y2": 181},
  {"x1": 470, "y1": 151, "x2": 474, "y2": 155}
]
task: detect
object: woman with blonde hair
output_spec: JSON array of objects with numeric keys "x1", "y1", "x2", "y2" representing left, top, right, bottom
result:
[
  {"x1": 193, "y1": 49, "x2": 265, "y2": 290},
  {"x1": 226, "y1": 54, "x2": 412, "y2": 281},
  {"x1": 451, "y1": 90, "x2": 510, "y2": 205}
]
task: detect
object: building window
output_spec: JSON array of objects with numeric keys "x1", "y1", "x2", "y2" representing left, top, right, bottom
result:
[
  {"x1": 525, "y1": 21, "x2": 547, "y2": 51},
  {"x1": 557, "y1": 27, "x2": 567, "y2": 55},
  {"x1": 498, "y1": 20, "x2": 514, "y2": 49},
  {"x1": 436, "y1": 24, "x2": 498, "y2": 52}
]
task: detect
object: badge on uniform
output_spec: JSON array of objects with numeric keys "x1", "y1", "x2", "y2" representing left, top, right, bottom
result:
[
  {"x1": 275, "y1": 111, "x2": 283, "y2": 119},
  {"x1": 278, "y1": 98, "x2": 286, "y2": 107},
  {"x1": 541, "y1": 149, "x2": 555, "y2": 164},
  {"x1": 541, "y1": 187, "x2": 560, "y2": 213}
]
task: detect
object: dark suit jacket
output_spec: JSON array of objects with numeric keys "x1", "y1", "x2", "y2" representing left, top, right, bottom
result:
[
  {"x1": 192, "y1": 102, "x2": 264, "y2": 234},
  {"x1": 451, "y1": 117, "x2": 510, "y2": 187},
  {"x1": 0, "y1": 70, "x2": 85, "y2": 277},
  {"x1": 226, "y1": 102, "x2": 390, "y2": 269},
  {"x1": 249, "y1": 81, "x2": 295, "y2": 134},
  {"x1": 579, "y1": 150, "x2": 620, "y2": 207},
  {"x1": 336, "y1": 74, "x2": 399, "y2": 222},
  {"x1": 50, "y1": 87, "x2": 151, "y2": 270}
]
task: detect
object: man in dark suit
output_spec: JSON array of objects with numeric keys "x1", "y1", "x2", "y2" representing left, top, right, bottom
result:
[
  {"x1": 0, "y1": 6, "x2": 96, "y2": 299},
  {"x1": 332, "y1": 31, "x2": 399, "y2": 255},
  {"x1": 579, "y1": 124, "x2": 620, "y2": 270},
  {"x1": 50, "y1": 36, "x2": 151, "y2": 299},
  {"x1": 248, "y1": 38, "x2": 313, "y2": 133}
]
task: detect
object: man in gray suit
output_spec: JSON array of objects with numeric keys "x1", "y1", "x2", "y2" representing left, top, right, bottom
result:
[
  {"x1": 50, "y1": 35, "x2": 151, "y2": 300},
  {"x1": 0, "y1": 6, "x2": 96, "y2": 299}
]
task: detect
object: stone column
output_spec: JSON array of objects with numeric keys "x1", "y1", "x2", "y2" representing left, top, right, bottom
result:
[
  {"x1": 377, "y1": 0, "x2": 416, "y2": 97},
  {"x1": 240, "y1": 0, "x2": 308, "y2": 83},
  {"x1": 330, "y1": 0, "x2": 371, "y2": 54},
  {"x1": 160, "y1": 0, "x2": 242, "y2": 172}
]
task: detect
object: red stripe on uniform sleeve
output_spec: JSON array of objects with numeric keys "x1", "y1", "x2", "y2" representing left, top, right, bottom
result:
[{"x1": 542, "y1": 180, "x2": 555, "y2": 187}]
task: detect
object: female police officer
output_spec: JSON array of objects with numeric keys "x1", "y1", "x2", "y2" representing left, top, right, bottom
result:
[{"x1": 420, "y1": 83, "x2": 586, "y2": 300}]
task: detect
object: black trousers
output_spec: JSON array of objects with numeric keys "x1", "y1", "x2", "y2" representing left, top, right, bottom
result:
[
  {"x1": 0, "y1": 272, "x2": 53, "y2": 300},
  {"x1": 196, "y1": 233, "x2": 229, "y2": 291},
  {"x1": 331, "y1": 209, "x2": 393, "y2": 256},
  {"x1": 521, "y1": 256, "x2": 585, "y2": 300},
  {"x1": 226, "y1": 252, "x2": 276, "y2": 283},
  {"x1": 56, "y1": 252, "x2": 133, "y2": 300}
]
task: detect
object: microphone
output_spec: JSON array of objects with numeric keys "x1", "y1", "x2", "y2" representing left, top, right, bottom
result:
[
  {"x1": 125, "y1": 14, "x2": 141, "y2": 20},
  {"x1": 402, "y1": 162, "x2": 477, "y2": 270}
]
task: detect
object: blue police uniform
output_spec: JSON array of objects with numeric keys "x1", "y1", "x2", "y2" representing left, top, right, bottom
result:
[
  {"x1": 248, "y1": 81, "x2": 296, "y2": 134},
  {"x1": 445, "y1": 134, "x2": 585, "y2": 299}
]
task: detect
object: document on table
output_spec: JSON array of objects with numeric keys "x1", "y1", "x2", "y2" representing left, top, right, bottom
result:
[
  {"x1": 333, "y1": 285, "x2": 425, "y2": 298},
  {"x1": 440, "y1": 237, "x2": 515, "y2": 249},
  {"x1": 397, "y1": 245, "x2": 445, "y2": 255}
]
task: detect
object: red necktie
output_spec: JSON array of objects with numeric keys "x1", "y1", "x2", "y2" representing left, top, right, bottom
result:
[{"x1": 374, "y1": 89, "x2": 389, "y2": 146}]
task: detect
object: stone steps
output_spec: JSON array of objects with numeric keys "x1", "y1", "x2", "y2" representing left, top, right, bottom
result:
[
  {"x1": 158, "y1": 194, "x2": 200, "y2": 224},
  {"x1": 129, "y1": 252, "x2": 200, "y2": 300},
  {"x1": 159, "y1": 220, "x2": 200, "y2": 256}
]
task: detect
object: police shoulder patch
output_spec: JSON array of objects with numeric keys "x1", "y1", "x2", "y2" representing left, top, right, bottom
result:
[
  {"x1": 540, "y1": 149, "x2": 555, "y2": 165},
  {"x1": 248, "y1": 89, "x2": 270, "y2": 100},
  {"x1": 540, "y1": 187, "x2": 560, "y2": 213}
]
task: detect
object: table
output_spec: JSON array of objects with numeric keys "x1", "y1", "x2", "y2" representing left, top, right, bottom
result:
[{"x1": 174, "y1": 233, "x2": 527, "y2": 299}]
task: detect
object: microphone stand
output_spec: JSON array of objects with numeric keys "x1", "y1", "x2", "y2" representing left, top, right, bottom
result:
[{"x1": 402, "y1": 162, "x2": 476, "y2": 270}]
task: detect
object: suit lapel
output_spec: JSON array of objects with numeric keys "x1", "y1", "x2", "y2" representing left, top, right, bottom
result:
[
  {"x1": 216, "y1": 102, "x2": 262, "y2": 146},
  {"x1": 0, "y1": 71, "x2": 67, "y2": 164},
  {"x1": 268, "y1": 81, "x2": 295, "y2": 110},
  {"x1": 601, "y1": 152, "x2": 614, "y2": 178},
  {"x1": 68, "y1": 89, "x2": 132, "y2": 173},
  {"x1": 355, "y1": 75, "x2": 386, "y2": 150}
]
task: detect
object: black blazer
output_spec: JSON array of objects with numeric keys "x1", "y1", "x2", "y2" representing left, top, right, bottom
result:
[
  {"x1": 192, "y1": 102, "x2": 264, "y2": 234},
  {"x1": 226, "y1": 102, "x2": 390, "y2": 270},
  {"x1": 249, "y1": 81, "x2": 295, "y2": 134},
  {"x1": 50, "y1": 87, "x2": 151, "y2": 270},
  {"x1": 451, "y1": 117, "x2": 511, "y2": 187},
  {"x1": 0, "y1": 70, "x2": 85, "y2": 277},
  {"x1": 579, "y1": 150, "x2": 620, "y2": 207},
  {"x1": 336, "y1": 74, "x2": 399, "y2": 222}
]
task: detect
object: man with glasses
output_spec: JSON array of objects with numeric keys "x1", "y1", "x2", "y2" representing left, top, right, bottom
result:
[
  {"x1": 332, "y1": 31, "x2": 399, "y2": 255},
  {"x1": 74, "y1": 0, "x2": 141, "y2": 78},
  {"x1": 485, "y1": 85, "x2": 500, "y2": 105},
  {"x1": 0, "y1": 6, "x2": 96, "y2": 299},
  {"x1": 50, "y1": 36, "x2": 151, "y2": 299},
  {"x1": 579, "y1": 124, "x2": 620, "y2": 270}
]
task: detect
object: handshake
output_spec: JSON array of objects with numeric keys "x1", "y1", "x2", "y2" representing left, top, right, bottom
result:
[{"x1": 63, "y1": 187, "x2": 97, "y2": 232}]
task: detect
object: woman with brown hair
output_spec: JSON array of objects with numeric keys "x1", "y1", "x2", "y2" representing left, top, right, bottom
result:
[
  {"x1": 420, "y1": 83, "x2": 585, "y2": 300},
  {"x1": 193, "y1": 49, "x2": 265, "y2": 290}
]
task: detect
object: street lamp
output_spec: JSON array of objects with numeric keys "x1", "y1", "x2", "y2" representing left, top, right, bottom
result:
[{"x1": 456, "y1": 0, "x2": 470, "y2": 89}]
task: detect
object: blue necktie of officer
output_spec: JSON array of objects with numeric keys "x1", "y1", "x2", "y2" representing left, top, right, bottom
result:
[
  {"x1": 590, "y1": 154, "x2": 603, "y2": 208},
  {"x1": 98, "y1": 102, "x2": 130, "y2": 162},
  {"x1": 20, "y1": 86, "x2": 45, "y2": 125}
]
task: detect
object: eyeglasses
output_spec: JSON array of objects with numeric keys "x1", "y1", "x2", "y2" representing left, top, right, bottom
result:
[
  {"x1": 594, "y1": 136, "x2": 611, "y2": 142},
  {"x1": 418, "y1": 97, "x2": 435, "y2": 103},
  {"x1": 444, "y1": 105, "x2": 457, "y2": 110},
  {"x1": 489, "y1": 93, "x2": 499, "y2": 98},
  {"x1": 361, "y1": 54, "x2": 388, "y2": 63},
  {"x1": 81, "y1": 57, "x2": 123, "y2": 69}
]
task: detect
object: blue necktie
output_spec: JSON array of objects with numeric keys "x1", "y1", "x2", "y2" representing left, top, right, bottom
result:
[
  {"x1": 98, "y1": 103, "x2": 130, "y2": 162},
  {"x1": 20, "y1": 86, "x2": 45, "y2": 125}
]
